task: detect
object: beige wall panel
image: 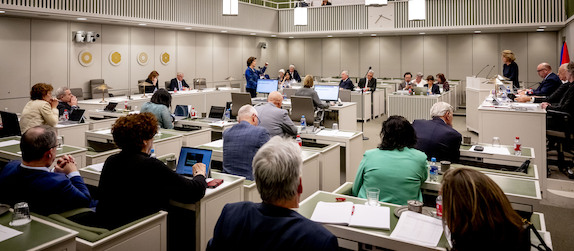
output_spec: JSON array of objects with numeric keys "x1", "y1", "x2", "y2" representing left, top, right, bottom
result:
[
  {"x1": 256, "y1": 37, "x2": 276, "y2": 75},
  {"x1": 69, "y1": 23, "x2": 102, "y2": 93},
  {"x1": 213, "y1": 33, "x2": 230, "y2": 82},
  {"x1": 340, "y1": 38, "x2": 359, "y2": 78},
  {"x1": 288, "y1": 39, "x2": 305, "y2": 75},
  {"x1": 401, "y1": 36, "x2": 424, "y2": 76},
  {"x1": 527, "y1": 32, "x2": 558, "y2": 85},
  {"x1": 359, "y1": 37, "x2": 380, "y2": 78},
  {"x1": 176, "y1": 31, "x2": 196, "y2": 81},
  {"x1": 276, "y1": 38, "x2": 289, "y2": 73},
  {"x1": 0, "y1": 18, "x2": 30, "y2": 100},
  {"x1": 499, "y1": 33, "x2": 528, "y2": 83},
  {"x1": 154, "y1": 29, "x2": 176, "y2": 87},
  {"x1": 472, "y1": 34, "x2": 498, "y2": 78},
  {"x1": 130, "y1": 27, "x2": 155, "y2": 93},
  {"x1": 242, "y1": 36, "x2": 258, "y2": 80},
  {"x1": 228, "y1": 35, "x2": 244, "y2": 80},
  {"x1": 447, "y1": 35, "x2": 473, "y2": 80},
  {"x1": 379, "y1": 36, "x2": 401, "y2": 78},
  {"x1": 195, "y1": 32, "x2": 213, "y2": 81},
  {"x1": 304, "y1": 39, "x2": 322, "y2": 77},
  {"x1": 0, "y1": 98, "x2": 31, "y2": 114},
  {"x1": 31, "y1": 20, "x2": 67, "y2": 90},
  {"x1": 561, "y1": 22, "x2": 574, "y2": 58},
  {"x1": 101, "y1": 25, "x2": 129, "y2": 95},
  {"x1": 423, "y1": 35, "x2": 447, "y2": 77},
  {"x1": 322, "y1": 38, "x2": 341, "y2": 78}
]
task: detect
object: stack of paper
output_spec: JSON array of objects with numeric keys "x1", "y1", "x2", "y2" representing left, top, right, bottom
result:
[
  {"x1": 310, "y1": 201, "x2": 390, "y2": 230},
  {"x1": 0, "y1": 140, "x2": 20, "y2": 148},
  {"x1": 0, "y1": 224, "x2": 22, "y2": 242},
  {"x1": 390, "y1": 211, "x2": 444, "y2": 247}
]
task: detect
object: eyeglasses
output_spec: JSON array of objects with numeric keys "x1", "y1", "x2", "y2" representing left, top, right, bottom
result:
[
  {"x1": 254, "y1": 114, "x2": 261, "y2": 126},
  {"x1": 49, "y1": 143, "x2": 62, "y2": 150},
  {"x1": 537, "y1": 69, "x2": 545, "y2": 72}
]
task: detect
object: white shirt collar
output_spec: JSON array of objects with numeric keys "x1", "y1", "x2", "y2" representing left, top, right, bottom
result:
[{"x1": 20, "y1": 163, "x2": 50, "y2": 172}]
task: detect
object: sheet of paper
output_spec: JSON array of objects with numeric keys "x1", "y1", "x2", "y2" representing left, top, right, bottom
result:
[
  {"x1": 202, "y1": 140, "x2": 224, "y2": 148},
  {"x1": 86, "y1": 163, "x2": 105, "y2": 172},
  {"x1": 470, "y1": 145, "x2": 510, "y2": 155},
  {"x1": 348, "y1": 204, "x2": 390, "y2": 230},
  {"x1": 94, "y1": 129, "x2": 112, "y2": 135},
  {"x1": 335, "y1": 131, "x2": 355, "y2": 138},
  {"x1": 390, "y1": 211, "x2": 444, "y2": 247},
  {"x1": 310, "y1": 201, "x2": 354, "y2": 225},
  {"x1": 316, "y1": 130, "x2": 337, "y2": 137},
  {"x1": 0, "y1": 140, "x2": 20, "y2": 148},
  {"x1": 209, "y1": 121, "x2": 233, "y2": 127},
  {"x1": 0, "y1": 224, "x2": 23, "y2": 242}
]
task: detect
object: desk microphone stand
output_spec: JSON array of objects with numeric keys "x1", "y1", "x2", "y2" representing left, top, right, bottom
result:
[{"x1": 360, "y1": 67, "x2": 371, "y2": 141}]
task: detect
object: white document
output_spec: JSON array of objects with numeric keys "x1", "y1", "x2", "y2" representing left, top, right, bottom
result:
[
  {"x1": 0, "y1": 140, "x2": 20, "y2": 148},
  {"x1": 0, "y1": 224, "x2": 22, "y2": 242},
  {"x1": 311, "y1": 202, "x2": 391, "y2": 230},
  {"x1": 335, "y1": 131, "x2": 355, "y2": 138},
  {"x1": 86, "y1": 163, "x2": 105, "y2": 173},
  {"x1": 390, "y1": 211, "x2": 444, "y2": 247},
  {"x1": 94, "y1": 129, "x2": 112, "y2": 135},
  {"x1": 348, "y1": 204, "x2": 390, "y2": 230},
  {"x1": 470, "y1": 145, "x2": 510, "y2": 155},
  {"x1": 311, "y1": 201, "x2": 353, "y2": 225},
  {"x1": 208, "y1": 121, "x2": 233, "y2": 127},
  {"x1": 316, "y1": 130, "x2": 337, "y2": 137},
  {"x1": 202, "y1": 140, "x2": 224, "y2": 148}
]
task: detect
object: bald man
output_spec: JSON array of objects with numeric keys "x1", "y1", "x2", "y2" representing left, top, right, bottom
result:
[
  {"x1": 516, "y1": 63, "x2": 570, "y2": 103},
  {"x1": 519, "y1": 63, "x2": 561, "y2": 96},
  {"x1": 255, "y1": 91, "x2": 297, "y2": 137}
]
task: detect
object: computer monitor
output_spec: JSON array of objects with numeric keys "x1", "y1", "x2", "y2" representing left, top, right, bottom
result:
[
  {"x1": 256, "y1": 79, "x2": 278, "y2": 94},
  {"x1": 174, "y1": 105, "x2": 190, "y2": 117},
  {"x1": 413, "y1": 87, "x2": 427, "y2": 95},
  {"x1": 176, "y1": 147, "x2": 212, "y2": 177},
  {"x1": 208, "y1": 106, "x2": 225, "y2": 119},
  {"x1": 315, "y1": 85, "x2": 340, "y2": 101},
  {"x1": 231, "y1": 92, "x2": 252, "y2": 117}
]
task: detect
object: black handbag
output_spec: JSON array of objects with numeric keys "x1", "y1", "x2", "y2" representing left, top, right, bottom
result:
[{"x1": 524, "y1": 219, "x2": 552, "y2": 251}]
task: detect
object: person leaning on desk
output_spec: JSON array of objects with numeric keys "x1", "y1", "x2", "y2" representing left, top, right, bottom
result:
[
  {"x1": 208, "y1": 136, "x2": 338, "y2": 251},
  {"x1": 442, "y1": 168, "x2": 530, "y2": 250},
  {"x1": 19, "y1": 83, "x2": 59, "y2": 133},
  {"x1": 294, "y1": 75, "x2": 329, "y2": 109},
  {"x1": 95, "y1": 113, "x2": 207, "y2": 230},
  {"x1": 518, "y1": 62, "x2": 561, "y2": 97},
  {"x1": 140, "y1": 88, "x2": 174, "y2": 129},
  {"x1": 352, "y1": 116, "x2": 428, "y2": 206},
  {"x1": 516, "y1": 63, "x2": 572, "y2": 105}
]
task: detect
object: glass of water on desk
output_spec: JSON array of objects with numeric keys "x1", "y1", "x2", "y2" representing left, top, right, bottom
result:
[
  {"x1": 366, "y1": 188, "x2": 380, "y2": 207},
  {"x1": 492, "y1": 137, "x2": 501, "y2": 147},
  {"x1": 332, "y1": 123, "x2": 339, "y2": 131},
  {"x1": 10, "y1": 202, "x2": 31, "y2": 226}
]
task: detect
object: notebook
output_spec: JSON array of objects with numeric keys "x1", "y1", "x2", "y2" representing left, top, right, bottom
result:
[
  {"x1": 176, "y1": 147, "x2": 212, "y2": 177},
  {"x1": 310, "y1": 201, "x2": 390, "y2": 230}
]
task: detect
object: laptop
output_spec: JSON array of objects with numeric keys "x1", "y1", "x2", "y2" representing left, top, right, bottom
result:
[
  {"x1": 176, "y1": 147, "x2": 212, "y2": 178},
  {"x1": 104, "y1": 102, "x2": 118, "y2": 112},
  {"x1": 413, "y1": 87, "x2": 427, "y2": 95},
  {"x1": 174, "y1": 105, "x2": 190, "y2": 118},
  {"x1": 202, "y1": 106, "x2": 225, "y2": 122},
  {"x1": 59, "y1": 109, "x2": 86, "y2": 125}
]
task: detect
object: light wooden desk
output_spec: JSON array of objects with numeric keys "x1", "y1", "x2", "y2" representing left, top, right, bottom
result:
[
  {"x1": 162, "y1": 128, "x2": 211, "y2": 147},
  {"x1": 0, "y1": 136, "x2": 87, "y2": 169},
  {"x1": 87, "y1": 118, "x2": 117, "y2": 130},
  {"x1": 351, "y1": 91, "x2": 371, "y2": 121},
  {"x1": 460, "y1": 144, "x2": 538, "y2": 180},
  {"x1": 465, "y1": 76, "x2": 491, "y2": 133},
  {"x1": 55, "y1": 122, "x2": 90, "y2": 147},
  {"x1": 0, "y1": 213, "x2": 77, "y2": 251},
  {"x1": 387, "y1": 92, "x2": 452, "y2": 122}
]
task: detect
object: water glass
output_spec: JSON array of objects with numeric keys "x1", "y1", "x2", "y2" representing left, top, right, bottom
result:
[
  {"x1": 492, "y1": 137, "x2": 501, "y2": 147},
  {"x1": 366, "y1": 188, "x2": 380, "y2": 207},
  {"x1": 332, "y1": 123, "x2": 339, "y2": 131},
  {"x1": 10, "y1": 202, "x2": 31, "y2": 226}
]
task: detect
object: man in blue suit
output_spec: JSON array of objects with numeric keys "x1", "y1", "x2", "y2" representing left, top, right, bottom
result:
[
  {"x1": 339, "y1": 70, "x2": 355, "y2": 90},
  {"x1": 0, "y1": 125, "x2": 93, "y2": 215},
  {"x1": 222, "y1": 105, "x2": 270, "y2": 180},
  {"x1": 412, "y1": 102, "x2": 462, "y2": 162},
  {"x1": 169, "y1": 72, "x2": 190, "y2": 91},
  {"x1": 208, "y1": 137, "x2": 338, "y2": 251},
  {"x1": 520, "y1": 63, "x2": 561, "y2": 96}
]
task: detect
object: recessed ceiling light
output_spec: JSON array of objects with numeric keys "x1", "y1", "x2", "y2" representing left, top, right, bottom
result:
[
  {"x1": 138, "y1": 23, "x2": 147, "y2": 26},
  {"x1": 474, "y1": 30, "x2": 481, "y2": 33},
  {"x1": 419, "y1": 32, "x2": 426, "y2": 35},
  {"x1": 371, "y1": 34, "x2": 377, "y2": 37},
  {"x1": 271, "y1": 35, "x2": 277, "y2": 37},
  {"x1": 289, "y1": 36, "x2": 294, "y2": 39},
  {"x1": 327, "y1": 35, "x2": 333, "y2": 38},
  {"x1": 536, "y1": 28, "x2": 544, "y2": 32},
  {"x1": 250, "y1": 33, "x2": 256, "y2": 35},
  {"x1": 539, "y1": 26, "x2": 547, "y2": 29},
  {"x1": 184, "y1": 27, "x2": 192, "y2": 30},
  {"x1": 221, "y1": 30, "x2": 228, "y2": 33},
  {"x1": 77, "y1": 17, "x2": 87, "y2": 20},
  {"x1": 359, "y1": 32, "x2": 364, "y2": 35},
  {"x1": 0, "y1": 10, "x2": 5, "y2": 14}
]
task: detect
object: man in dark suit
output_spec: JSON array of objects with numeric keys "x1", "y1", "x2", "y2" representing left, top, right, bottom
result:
[
  {"x1": 412, "y1": 102, "x2": 462, "y2": 162},
  {"x1": 519, "y1": 63, "x2": 561, "y2": 97},
  {"x1": 516, "y1": 63, "x2": 569, "y2": 103},
  {"x1": 208, "y1": 136, "x2": 338, "y2": 251},
  {"x1": 0, "y1": 125, "x2": 94, "y2": 215},
  {"x1": 55, "y1": 87, "x2": 80, "y2": 116},
  {"x1": 542, "y1": 61, "x2": 574, "y2": 117},
  {"x1": 255, "y1": 91, "x2": 296, "y2": 137},
  {"x1": 288, "y1": 65, "x2": 302, "y2": 82},
  {"x1": 169, "y1": 72, "x2": 190, "y2": 91},
  {"x1": 358, "y1": 70, "x2": 377, "y2": 91},
  {"x1": 339, "y1": 70, "x2": 354, "y2": 90},
  {"x1": 223, "y1": 105, "x2": 270, "y2": 180}
]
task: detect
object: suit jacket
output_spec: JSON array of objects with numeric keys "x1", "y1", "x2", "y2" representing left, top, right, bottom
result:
[
  {"x1": 531, "y1": 72, "x2": 561, "y2": 96},
  {"x1": 96, "y1": 151, "x2": 207, "y2": 229},
  {"x1": 424, "y1": 84, "x2": 441, "y2": 95},
  {"x1": 398, "y1": 81, "x2": 411, "y2": 90},
  {"x1": 339, "y1": 78, "x2": 354, "y2": 91},
  {"x1": 169, "y1": 78, "x2": 189, "y2": 91},
  {"x1": 207, "y1": 202, "x2": 338, "y2": 251},
  {"x1": 57, "y1": 101, "x2": 80, "y2": 116},
  {"x1": 294, "y1": 87, "x2": 329, "y2": 109},
  {"x1": 412, "y1": 117, "x2": 462, "y2": 162},
  {"x1": 223, "y1": 121, "x2": 270, "y2": 180},
  {"x1": 0, "y1": 161, "x2": 93, "y2": 215},
  {"x1": 534, "y1": 82, "x2": 571, "y2": 103},
  {"x1": 255, "y1": 103, "x2": 297, "y2": 137},
  {"x1": 289, "y1": 70, "x2": 302, "y2": 82},
  {"x1": 20, "y1": 100, "x2": 59, "y2": 133},
  {"x1": 547, "y1": 82, "x2": 574, "y2": 117},
  {"x1": 358, "y1": 78, "x2": 377, "y2": 91},
  {"x1": 245, "y1": 66, "x2": 267, "y2": 90},
  {"x1": 503, "y1": 61, "x2": 520, "y2": 89}
]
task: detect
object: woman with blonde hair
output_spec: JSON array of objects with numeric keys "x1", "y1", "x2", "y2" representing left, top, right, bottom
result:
[
  {"x1": 502, "y1": 50, "x2": 519, "y2": 89},
  {"x1": 294, "y1": 75, "x2": 329, "y2": 109},
  {"x1": 441, "y1": 168, "x2": 529, "y2": 250}
]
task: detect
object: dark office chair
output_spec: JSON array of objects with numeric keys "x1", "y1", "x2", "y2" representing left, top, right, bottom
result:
[
  {"x1": 70, "y1": 88, "x2": 84, "y2": 100},
  {"x1": 165, "y1": 81, "x2": 171, "y2": 91},
  {"x1": 546, "y1": 110, "x2": 574, "y2": 178},
  {"x1": 193, "y1": 78, "x2": 207, "y2": 90},
  {"x1": 290, "y1": 96, "x2": 319, "y2": 125},
  {"x1": 283, "y1": 88, "x2": 297, "y2": 99},
  {"x1": 0, "y1": 111, "x2": 21, "y2": 137},
  {"x1": 231, "y1": 92, "x2": 252, "y2": 118}
]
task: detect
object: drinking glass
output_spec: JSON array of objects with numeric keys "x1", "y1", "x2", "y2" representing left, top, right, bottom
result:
[
  {"x1": 9, "y1": 202, "x2": 31, "y2": 226},
  {"x1": 366, "y1": 188, "x2": 380, "y2": 207}
]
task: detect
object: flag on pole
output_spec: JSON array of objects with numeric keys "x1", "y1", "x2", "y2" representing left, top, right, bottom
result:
[{"x1": 561, "y1": 41, "x2": 570, "y2": 65}]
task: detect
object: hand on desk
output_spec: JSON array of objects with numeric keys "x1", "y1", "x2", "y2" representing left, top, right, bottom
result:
[
  {"x1": 515, "y1": 95, "x2": 533, "y2": 103},
  {"x1": 541, "y1": 102, "x2": 551, "y2": 109},
  {"x1": 192, "y1": 163, "x2": 206, "y2": 177},
  {"x1": 54, "y1": 155, "x2": 78, "y2": 174}
]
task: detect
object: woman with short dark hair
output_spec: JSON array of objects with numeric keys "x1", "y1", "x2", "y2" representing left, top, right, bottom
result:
[
  {"x1": 245, "y1": 57, "x2": 268, "y2": 98},
  {"x1": 442, "y1": 168, "x2": 529, "y2": 251},
  {"x1": 20, "y1": 83, "x2": 59, "y2": 133},
  {"x1": 436, "y1": 73, "x2": 449, "y2": 92},
  {"x1": 352, "y1": 115, "x2": 428, "y2": 205},
  {"x1": 96, "y1": 113, "x2": 207, "y2": 230},
  {"x1": 140, "y1": 88, "x2": 173, "y2": 129}
]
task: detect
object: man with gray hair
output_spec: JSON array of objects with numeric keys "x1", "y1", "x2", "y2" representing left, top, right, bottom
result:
[
  {"x1": 55, "y1": 87, "x2": 79, "y2": 116},
  {"x1": 169, "y1": 72, "x2": 189, "y2": 91},
  {"x1": 358, "y1": 69, "x2": 376, "y2": 91},
  {"x1": 412, "y1": 72, "x2": 427, "y2": 87},
  {"x1": 288, "y1": 64, "x2": 302, "y2": 82},
  {"x1": 339, "y1": 70, "x2": 354, "y2": 90},
  {"x1": 208, "y1": 137, "x2": 338, "y2": 250},
  {"x1": 222, "y1": 105, "x2": 270, "y2": 180},
  {"x1": 412, "y1": 102, "x2": 462, "y2": 162}
]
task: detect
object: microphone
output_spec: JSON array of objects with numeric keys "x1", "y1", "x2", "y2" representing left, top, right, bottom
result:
[
  {"x1": 486, "y1": 65, "x2": 496, "y2": 78},
  {"x1": 368, "y1": 66, "x2": 372, "y2": 70},
  {"x1": 475, "y1": 64, "x2": 489, "y2": 77}
]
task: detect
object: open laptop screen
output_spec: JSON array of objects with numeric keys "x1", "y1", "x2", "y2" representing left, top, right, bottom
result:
[{"x1": 176, "y1": 147, "x2": 212, "y2": 177}]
